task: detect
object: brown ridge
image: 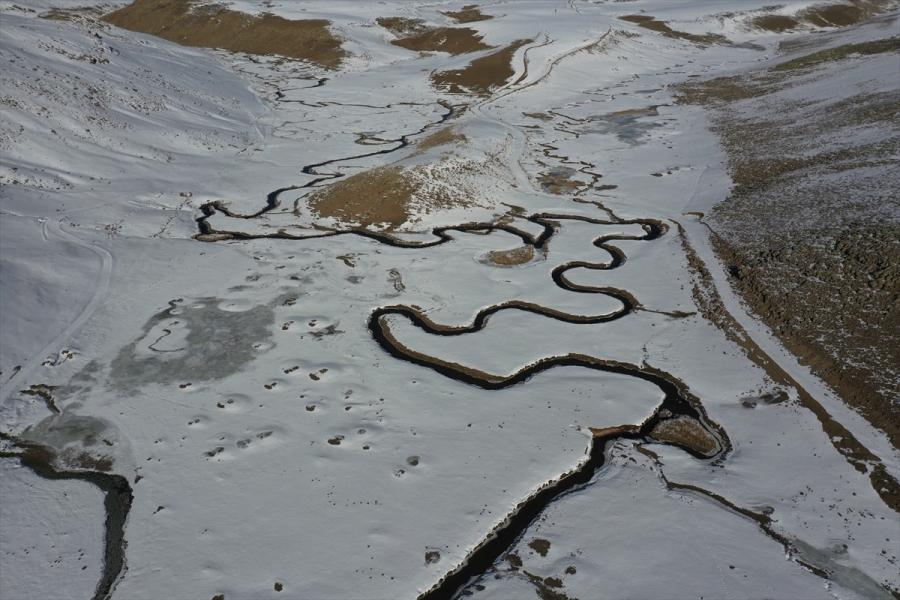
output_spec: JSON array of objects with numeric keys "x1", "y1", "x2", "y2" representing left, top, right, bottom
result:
[
  {"x1": 441, "y1": 5, "x2": 494, "y2": 24},
  {"x1": 102, "y1": 0, "x2": 346, "y2": 68},
  {"x1": 387, "y1": 26, "x2": 492, "y2": 55},
  {"x1": 432, "y1": 39, "x2": 531, "y2": 96}
]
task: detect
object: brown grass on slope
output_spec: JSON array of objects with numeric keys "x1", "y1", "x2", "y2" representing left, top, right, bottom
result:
[
  {"x1": 102, "y1": 0, "x2": 345, "y2": 68},
  {"x1": 432, "y1": 39, "x2": 531, "y2": 96}
]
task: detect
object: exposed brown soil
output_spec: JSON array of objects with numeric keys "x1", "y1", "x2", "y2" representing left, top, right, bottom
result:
[
  {"x1": 677, "y1": 36, "x2": 899, "y2": 106},
  {"x1": 305, "y1": 148, "x2": 483, "y2": 231},
  {"x1": 751, "y1": 14, "x2": 803, "y2": 32},
  {"x1": 488, "y1": 245, "x2": 534, "y2": 266},
  {"x1": 588, "y1": 424, "x2": 638, "y2": 438},
  {"x1": 39, "y1": 6, "x2": 105, "y2": 21},
  {"x1": 675, "y1": 32, "x2": 900, "y2": 457},
  {"x1": 102, "y1": 0, "x2": 346, "y2": 68},
  {"x1": 537, "y1": 169, "x2": 584, "y2": 195},
  {"x1": 801, "y1": 3, "x2": 866, "y2": 27},
  {"x1": 523, "y1": 112, "x2": 554, "y2": 121},
  {"x1": 306, "y1": 166, "x2": 415, "y2": 228},
  {"x1": 384, "y1": 24, "x2": 491, "y2": 55},
  {"x1": 413, "y1": 125, "x2": 467, "y2": 152},
  {"x1": 375, "y1": 16, "x2": 430, "y2": 37},
  {"x1": 712, "y1": 225, "x2": 900, "y2": 444},
  {"x1": 303, "y1": 123, "x2": 507, "y2": 232},
  {"x1": 432, "y1": 39, "x2": 531, "y2": 96},
  {"x1": 676, "y1": 224, "x2": 900, "y2": 512},
  {"x1": 649, "y1": 416, "x2": 720, "y2": 456},
  {"x1": 441, "y1": 5, "x2": 494, "y2": 24},
  {"x1": 751, "y1": 2, "x2": 885, "y2": 31},
  {"x1": 620, "y1": 15, "x2": 728, "y2": 46},
  {"x1": 774, "y1": 35, "x2": 900, "y2": 71}
]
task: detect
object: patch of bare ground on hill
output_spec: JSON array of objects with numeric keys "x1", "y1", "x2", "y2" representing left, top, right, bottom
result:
[
  {"x1": 102, "y1": 0, "x2": 345, "y2": 68},
  {"x1": 441, "y1": 5, "x2": 494, "y2": 24},
  {"x1": 305, "y1": 126, "x2": 482, "y2": 230},
  {"x1": 377, "y1": 17, "x2": 491, "y2": 55},
  {"x1": 750, "y1": 0, "x2": 895, "y2": 32},
  {"x1": 675, "y1": 30, "x2": 900, "y2": 450},
  {"x1": 432, "y1": 39, "x2": 531, "y2": 96}
]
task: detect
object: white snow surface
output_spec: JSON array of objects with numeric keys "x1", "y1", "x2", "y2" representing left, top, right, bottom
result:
[{"x1": 1, "y1": 1, "x2": 898, "y2": 599}]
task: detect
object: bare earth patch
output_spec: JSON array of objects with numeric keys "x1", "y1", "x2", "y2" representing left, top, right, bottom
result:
[
  {"x1": 537, "y1": 167, "x2": 585, "y2": 195},
  {"x1": 305, "y1": 124, "x2": 508, "y2": 232},
  {"x1": 375, "y1": 16, "x2": 430, "y2": 37},
  {"x1": 306, "y1": 165, "x2": 418, "y2": 229},
  {"x1": 650, "y1": 417, "x2": 720, "y2": 456},
  {"x1": 378, "y1": 16, "x2": 491, "y2": 56},
  {"x1": 750, "y1": 1, "x2": 893, "y2": 33},
  {"x1": 102, "y1": 0, "x2": 346, "y2": 68},
  {"x1": 387, "y1": 27, "x2": 491, "y2": 55},
  {"x1": 620, "y1": 15, "x2": 728, "y2": 46},
  {"x1": 675, "y1": 33, "x2": 900, "y2": 449},
  {"x1": 488, "y1": 245, "x2": 534, "y2": 266},
  {"x1": 441, "y1": 5, "x2": 494, "y2": 24},
  {"x1": 432, "y1": 39, "x2": 531, "y2": 96}
]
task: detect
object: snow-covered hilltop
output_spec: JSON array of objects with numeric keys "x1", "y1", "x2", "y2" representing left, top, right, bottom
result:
[{"x1": 1, "y1": 2, "x2": 898, "y2": 599}]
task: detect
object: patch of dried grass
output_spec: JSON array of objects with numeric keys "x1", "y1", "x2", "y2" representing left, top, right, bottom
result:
[
  {"x1": 673, "y1": 36, "x2": 899, "y2": 105},
  {"x1": 751, "y1": 14, "x2": 802, "y2": 32},
  {"x1": 414, "y1": 125, "x2": 467, "y2": 152},
  {"x1": 774, "y1": 35, "x2": 899, "y2": 71},
  {"x1": 488, "y1": 245, "x2": 534, "y2": 266},
  {"x1": 650, "y1": 417, "x2": 719, "y2": 456},
  {"x1": 375, "y1": 16, "x2": 429, "y2": 37},
  {"x1": 432, "y1": 39, "x2": 531, "y2": 96},
  {"x1": 386, "y1": 26, "x2": 492, "y2": 55},
  {"x1": 441, "y1": 5, "x2": 494, "y2": 24},
  {"x1": 537, "y1": 169, "x2": 584, "y2": 195},
  {"x1": 307, "y1": 166, "x2": 417, "y2": 228},
  {"x1": 40, "y1": 6, "x2": 104, "y2": 21},
  {"x1": 102, "y1": 0, "x2": 346, "y2": 68},
  {"x1": 676, "y1": 30, "x2": 900, "y2": 451},
  {"x1": 620, "y1": 15, "x2": 729, "y2": 46},
  {"x1": 750, "y1": 1, "x2": 892, "y2": 32}
]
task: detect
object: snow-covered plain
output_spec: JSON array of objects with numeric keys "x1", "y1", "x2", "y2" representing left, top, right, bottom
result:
[{"x1": 1, "y1": 1, "x2": 898, "y2": 599}]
